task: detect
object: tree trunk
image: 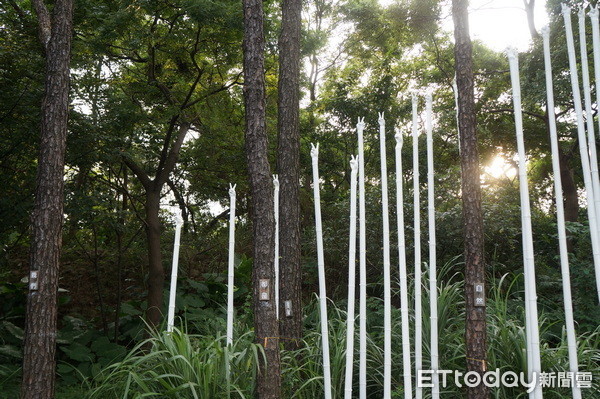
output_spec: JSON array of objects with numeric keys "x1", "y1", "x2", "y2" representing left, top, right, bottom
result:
[
  {"x1": 145, "y1": 190, "x2": 164, "y2": 328},
  {"x1": 559, "y1": 149, "x2": 579, "y2": 223},
  {"x1": 452, "y1": 1, "x2": 489, "y2": 398},
  {"x1": 277, "y1": 0, "x2": 303, "y2": 350},
  {"x1": 21, "y1": 0, "x2": 73, "y2": 397},
  {"x1": 559, "y1": 149, "x2": 578, "y2": 252},
  {"x1": 243, "y1": 0, "x2": 281, "y2": 396}
]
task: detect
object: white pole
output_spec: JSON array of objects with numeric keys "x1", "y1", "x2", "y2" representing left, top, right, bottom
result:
[
  {"x1": 357, "y1": 117, "x2": 368, "y2": 399},
  {"x1": 311, "y1": 143, "x2": 332, "y2": 399},
  {"x1": 589, "y1": 5, "x2": 600, "y2": 301},
  {"x1": 507, "y1": 48, "x2": 543, "y2": 399},
  {"x1": 541, "y1": 25, "x2": 582, "y2": 399},
  {"x1": 453, "y1": 77, "x2": 461, "y2": 156},
  {"x1": 425, "y1": 93, "x2": 439, "y2": 399},
  {"x1": 273, "y1": 175, "x2": 280, "y2": 320},
  {"x1": 578, "y1": 8, "x2": 600, "y2": 247},
  {"x1": 344, "y1": 155, "x2": 359, "y2": 399},
  {"x1": 226, "y1": 184, "x2": 237, "y2": 346},
  {"x1": 563, "y1": 4, "x2": 600, "y2": 303},
  {"x1": 412, "y1": 94, "x2": 423, "y2": 399},
  {"x1": 395, "y1": 127, "x2": 413, "y2": 399},
  {"x1": 167, "y1": 210, "x2": 184, "y2": 333},
  {"x1": 379, "y1": 113, "x2": 392, "y2": 398}
]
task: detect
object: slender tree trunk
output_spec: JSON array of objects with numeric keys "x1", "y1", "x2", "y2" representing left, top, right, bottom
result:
[
  {"x1": 452, "y1": 1, "x2": 489, "y2": 398},
  {"x1": 277, "y1": 0, "x2": 303, "y2": 350},
  {"x1": 21, "y1": 0, "x2": 73, "y2": 397},
  {"x1": 559, "y1": 149, "x2": 579, "y2": 223},
  {"x1": 145, "y1": 190, "x2": 164, "y2": 328},
  {"x1": 243, "y1": 0, "x2": 281, "y2": 396},
  {"x1": 523, "y1": 0, "x2": 540, "y2": 40}
]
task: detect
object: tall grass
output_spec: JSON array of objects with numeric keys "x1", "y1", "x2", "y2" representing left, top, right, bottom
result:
[
  {"x1": 88, "y1": 261, "x2": 599, "y2": 398},
  {"x1": 87, "y1": 326, "x2": 262, "y2": 398}
]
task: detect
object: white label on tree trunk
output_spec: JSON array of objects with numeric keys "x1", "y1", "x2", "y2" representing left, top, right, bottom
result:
[
  {"x1": 284, "y1": 300, "x2": 292, "y2": 317},
  {"x1": 474, "y1": 283, "x2": 485, "y2": 307},
  {"x1": 259, "y1": 279, "x2": 270, "y2": 301},
  {"x1": 29, "y1": 271, "x2": 38, "y2": 291}
]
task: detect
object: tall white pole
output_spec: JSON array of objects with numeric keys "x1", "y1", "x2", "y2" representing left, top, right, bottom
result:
[
  {"x1": 167, "y1": 210, "x2": 184, "y2": 333},
  {"x1": 412, "y1": 95, "x2": 423, "y2": 399},
  {"x1": 541, "y1": 25, "x2": 582, "y2": 399},
  {"x1": 311, "y1": 143, "x2": 333, "y2": 399},
  {"x1": 357, "y1": 117, "x2": 368, "y2": 399},
  {"x1": 379, "y1": 113, "x2": 392, "y2": 398},
  {"x1": 453, "y1": 77, "x2": 461, "y2": 156},
  {"x1": 395, "y1": 127, "x2": 413, "y2": 399},
  {"x1": 425, "y1": 93, "x2": 439, "y2": 399},
  {"x1": 589, "y1": 5, "x2": 600, "y2": 301},
  {"x1": 507, "y1": 48, "x2": 543, "y2": 399},
  {"x1": 226, "y1": 184, "x2": 237, "y2": 345},
  {"x1": 273, "y1": 175, "x2": 280, "y2": 320},
  {"x1": 578, "y1": 8, "x2": 600, "y2": 246},
  {"x1": 344, "y1": 156, "x2": 359, "y2": 399},
  {"x1": 563, "y1": 4, "x2": 600, "y2": 303}
]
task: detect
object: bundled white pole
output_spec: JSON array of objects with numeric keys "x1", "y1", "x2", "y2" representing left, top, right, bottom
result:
[
  {"x1": 226, "y1": 184, "x2": 237, "y2": 345},
  {"x1": 541, "y1": 25, "x2": 582, "y2": 399},
  {"x1": 589, "y1": 5, "x2": 600, "y2": 301},
  {"x1": 167, "y1": 210, "x2": 184, "y2": 333},
  {"x1": 563, "y1": 4, "x2": 600, "y2": 302},
  {"x1": 425, "y1": 93, "x2": 439, "y2": 399},
  {"x1": 379, "y1": 113, "x2": 392, "y2": 398},
  {"x1": 578, "y1": 8, "x2": 600, "y2": 245},
  {"x1": 395, "y1": 127, "x2": 413, "y2": 399},
  {"x1": 412, "y1": 94, "x2": 423, "y2": 399},
  {"x1": 357, "y1": 117, "x2": 368, "y2": 399},
  {"x1": 273, "y1": 175, "x2": 280, "y2": 320},
  {"x1": 311, "y1": 143, "x2": 333, "y2": 399},
  {"x1": 344, "y1": 156, "x2": 359, "y2": 399},
  {"x1": 507, "y1": 48, "x2": 543, "y2": 399}
]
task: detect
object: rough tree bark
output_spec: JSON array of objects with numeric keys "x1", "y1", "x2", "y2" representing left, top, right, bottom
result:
[
  {"x1": 452, "y1": 1, "x2": 489, "y2": 398},
  {"x1": 21, "y1": 0, "x2": 73, "y2": 397},
  {"x1": 242, "y1": 0, "x2": 282, "y2": 396},
  {"x1": 277, "y1": 0, "x2": 303, "y2": 350}
]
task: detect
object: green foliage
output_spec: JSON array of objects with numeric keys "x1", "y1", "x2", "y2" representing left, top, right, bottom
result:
[
  {"x1": 87, "y1": 327, "x2": 262, "y2": 398},
  {"x1": 57, "y1": 317, "x2": 129, "y2": 385}
]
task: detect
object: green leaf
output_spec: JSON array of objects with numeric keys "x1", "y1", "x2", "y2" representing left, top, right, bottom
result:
[
  {"x1": 1, "y1": 321, "x2": 23, "y2": 340},
  {"x1": 60, "y1": 342, "x2": 93, "y2": 363},
  {"x1": 0, "y1": 344, "x2": 21, "y2": 359}
]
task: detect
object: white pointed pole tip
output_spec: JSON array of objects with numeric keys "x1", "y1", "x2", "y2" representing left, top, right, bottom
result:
[
  {"x1": 411, "y1": 93, "x2": 418, "y2": 104},
  {"x1": 590, "y1": 5, "x2": 599, "y2": 18},
  {"x1": 350, "y1": 155, "x2": 359, "y2": 171},
  {"x1": 541, "y1": 25, "x2": 550, "y2": 38},
  {"x1": 578, "y1": 7, "x2": 586, "y2": 18},
  {"x1": 378, "y1": 112, "x2": 385, "y2": 125},
  {"x1": 273, "y1": 174, "x2": 279, "y2": 189},
  {"x1": 425, "y1": 91, "x2": 433, "y2": 104},
  {"x1": 228, "y1": 183, "x2": 236, "y2": 198},
  {"x1": 357, "y1": 117, "x2": 365, "y2": 130},
  {"x1": 561, "y1": 3, "x2": 571, "y2": 15},
  {"x1": 394, "y1": 127, "x2": 403, "y2": 146},
  {"x1": 311, "y1": 143, "x2": 319, "y2": 159},
  {"x1": 506, "y1": 47, "x2": 518, "y2": 61},
  {"x1": 174, "y1": 209, "x2": 184, "y2": 227}
]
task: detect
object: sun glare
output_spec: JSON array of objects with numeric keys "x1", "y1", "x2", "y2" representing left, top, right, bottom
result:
[{"x1": 484, "y1": 155, "x2": 517, "y2": 180}]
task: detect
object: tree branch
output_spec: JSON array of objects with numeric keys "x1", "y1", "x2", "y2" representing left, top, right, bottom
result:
[
  {"x1": 485, "y1": 107, "x2": 546, "y2": 121},
  {"x1": 122, "y1": 155, "x2": 152, "y2": 190},
  {"x1": 31, "y1": 0, "x2": 51, "y2": 49},
  {"x1": 155, "y1": 122, "x2": 190, "y2": 188}
]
